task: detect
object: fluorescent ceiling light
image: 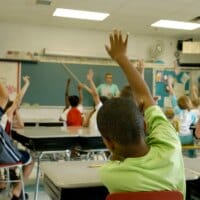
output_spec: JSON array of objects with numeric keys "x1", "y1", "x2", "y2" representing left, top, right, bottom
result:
[
  {"x1": 53, "y1": 8, "x2": 109, "y2": 21},
  {"x1": 151, "y1": 20, "x2": 200, "y2": 30}
]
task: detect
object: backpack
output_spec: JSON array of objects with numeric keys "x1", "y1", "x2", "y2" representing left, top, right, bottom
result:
[{"x1": 67, "y1": 107, "x2": 82, "y2": 126}]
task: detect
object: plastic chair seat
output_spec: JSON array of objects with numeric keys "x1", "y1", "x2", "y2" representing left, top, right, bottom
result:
[{"x1": 106, "y1": 190, "x2": 183, "y2": 200}]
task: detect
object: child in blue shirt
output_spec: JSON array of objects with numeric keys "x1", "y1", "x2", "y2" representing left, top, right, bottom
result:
[{"x1": 168, "y1": 83, "x2": 197, "y2": 157}]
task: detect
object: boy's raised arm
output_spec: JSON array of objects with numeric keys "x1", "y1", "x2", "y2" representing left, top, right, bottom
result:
[
  {"x1": 105, "y1": 30, "x2": 154, "y2": 110},
  {"x1": 18, "y1": 76, "x2": 30, "y2": 104}
]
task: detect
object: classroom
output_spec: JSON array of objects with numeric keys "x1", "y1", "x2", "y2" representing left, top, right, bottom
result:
[{"x1": 0, "y1": 1, "x2": 200, "y2": 200}]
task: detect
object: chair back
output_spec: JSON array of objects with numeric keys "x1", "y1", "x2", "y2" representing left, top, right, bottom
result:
[{"x1": 106, "y1": 191, "x2": 183, "y2": 200}]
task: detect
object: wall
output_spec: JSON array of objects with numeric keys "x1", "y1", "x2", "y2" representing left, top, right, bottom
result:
[{"x1": 0, "y1": 22, "x2": 177, "y2": 66}]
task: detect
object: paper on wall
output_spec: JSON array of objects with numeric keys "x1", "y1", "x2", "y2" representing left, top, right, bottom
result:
[
  {"x1": 174, "y1": 82, "x2": 185, "y2": 98},
  {"x1": 180, "y1": 73, "x2": 190, "y2": 84},
  {"x1": 164, "y1": 96, "x2": 172, "y2": 107}
]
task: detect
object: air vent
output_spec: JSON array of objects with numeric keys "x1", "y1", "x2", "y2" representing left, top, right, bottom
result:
[{"x1": 36, "y1": 0, "x2": 51, "y2": 5}]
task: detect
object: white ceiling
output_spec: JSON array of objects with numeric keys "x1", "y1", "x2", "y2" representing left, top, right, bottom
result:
[{"x1": 0, "y1": 0, "x2": 200, "y2": 39}]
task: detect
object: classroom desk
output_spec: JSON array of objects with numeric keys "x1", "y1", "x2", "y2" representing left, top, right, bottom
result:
[
  {"x1": 183, "y1": 156, "x2": 200, "y2": 177},
  {"x1": 12, "y1": 126, "x2": 105, "y2": 151},
  {"x1": 40, "y1": 159, "x2": 199, "y2": 200},
  {"x1": 183, "y1": 156, "x2": 200, "y2": 200},
  {"x1": 23, "y1": 118, "x2": 64, "y2": 127},
  {"x1": 41, "y1": 160, "x2": 108, "y2": 200},
  {"x1": 12, "y1": 127, "x2": 106, "y2": 200}
]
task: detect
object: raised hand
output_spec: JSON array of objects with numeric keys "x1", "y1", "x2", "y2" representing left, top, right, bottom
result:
[
  {"x1": 105, "y1": 29, "x2": 128, "y2": 61},
  {"x1": 87, "y1": 69, "x2": 94, "y2": 81},
  {"x1": 77, "y1": 83, "x2": 84, "y2": 91},
  {"x1": 22, "y1": 76, "x2": 30, "y2": 84}
]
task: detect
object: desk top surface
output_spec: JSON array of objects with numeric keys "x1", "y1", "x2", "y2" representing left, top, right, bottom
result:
[
  {"x1": 183, "y1": 156, "x2": 200, "y2": 176},
  {"x1": 14, "y1": 126, "x2": 101, "y2": 138},
  {"x1": 41, "y1": 160, "x2": 105, "y2": 188},
  {"x1": 41, "y1": 157, "x2": 200, "y2": 188},
  {"x1": 23, "y1": 118, "x2": 62, "y2": 123}
]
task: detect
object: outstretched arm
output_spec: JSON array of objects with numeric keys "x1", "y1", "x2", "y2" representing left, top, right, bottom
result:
[
  {"x1": 86, "y1": 69, "x2": 101, "y2": 105},
  {"x1": 105, "y1": 30, "x2": 154, "y2": 110},
  {"x1": 0, "y1": 81, "x2": 9, "y2": 110},
  {"x1": 12, "y1": 110, "x2": 24, "y2": 129},
  {"x1": 191, "y1": 83, "x2": 199, "y2": 101},
  {"x1": 77, "y1": 83, "x2": 84, "y2": 105},
  {"x1": 167, "y1": 80, "x2": 181, "y2": 115},
  {"x1": 18, "y1": 76, "x2": 30, "y2": 104},
  {"x1": 65, "y1": 79, "x2": 71, "y2": 108},
  {"x1": 5, "y1": 94, "x2": 21, "y2": 122}
]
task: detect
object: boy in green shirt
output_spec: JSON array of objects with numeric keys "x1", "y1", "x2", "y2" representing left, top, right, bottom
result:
[{"x1": 97, "y1": 30, "x2": 185, "y2": 198}]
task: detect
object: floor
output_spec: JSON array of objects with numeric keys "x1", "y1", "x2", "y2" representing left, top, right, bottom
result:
[
  {"x1": 0, "y1": 164, "x2": 51, "y2": 200},
  {"x1": 24, "y1": 163, "x2": 51, "y2": 200}
]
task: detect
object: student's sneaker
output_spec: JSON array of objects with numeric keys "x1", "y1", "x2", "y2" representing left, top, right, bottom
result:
[
  {"x1": 11, "y1": 192, "x2": 29, "y2": 200},
  {"x1": 0, "y1": 181, "x2": 7, "y2": 192}
]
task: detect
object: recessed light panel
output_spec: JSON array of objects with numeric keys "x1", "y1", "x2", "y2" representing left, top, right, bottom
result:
[
  {"x1": 151, "y1": 20, "x2": 200, "y2": 30},
  {"x1": 53, "y1": 8, "x2": 109, "y2": 21}
]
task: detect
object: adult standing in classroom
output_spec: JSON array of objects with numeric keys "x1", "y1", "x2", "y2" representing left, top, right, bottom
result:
[{"x1": 97, "y1": 73, "x2": 120, "y2": 98}]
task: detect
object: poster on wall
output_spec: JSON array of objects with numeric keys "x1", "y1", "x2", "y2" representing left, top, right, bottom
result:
[
  {"x1": 0, "y1": 62, "x2": 21, "y2": 100},
  {"x1": 155, "y1": 69, "x2": 190, "y2": 108}
]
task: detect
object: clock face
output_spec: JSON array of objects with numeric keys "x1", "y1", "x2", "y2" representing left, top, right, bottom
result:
[{"x1": 156, "y1": 44, "x2": 162, "y2": 52}]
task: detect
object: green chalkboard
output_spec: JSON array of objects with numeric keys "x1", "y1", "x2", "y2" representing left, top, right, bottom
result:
[{"x1": 21, "y1": 62, "x2": 153, "y2": 106}]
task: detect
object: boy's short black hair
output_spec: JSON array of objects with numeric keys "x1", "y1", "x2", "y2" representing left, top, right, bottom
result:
[
  {"x1": 68, "y1": 95, "x2": 79, "y2": 107},
  {"x1": 97, "y1": 97, "x2": 144, "y2": 145}
]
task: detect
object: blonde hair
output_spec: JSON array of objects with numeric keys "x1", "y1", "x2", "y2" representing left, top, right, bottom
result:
[
  {"x1": 178, "y1": 95, "x2": 192, "y2": 111},
  {"x1": 164, "y1": 107, "x2": 180, "y2": 132},
  {"x1": 192, "y1": 98, "x2": 200, "y2": 108},
  {"x1": 164, "y1": 107, "x2": 175, "y2": 119}
]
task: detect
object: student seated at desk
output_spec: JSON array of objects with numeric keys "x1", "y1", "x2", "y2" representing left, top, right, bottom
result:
[
  {"x1": 96, "y1": 30, "x2": 185, "y2": 198},
  {"x1": 60, "y1": 78, "x2": 84, "y2": 126},
  {"x1": 167, "y1": 83, "x2": 198, "y2": 157},
  {"x1": 2, "y1": 76, "x2": 30, "y2": 134},
  {"x1": 0, "y1": 91, "x2": 34, "y2": 200}
]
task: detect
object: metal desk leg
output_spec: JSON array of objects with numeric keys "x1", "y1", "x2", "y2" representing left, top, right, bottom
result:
[{"x1": 34, "y1": 152, "x2": 43, "y2": 200}]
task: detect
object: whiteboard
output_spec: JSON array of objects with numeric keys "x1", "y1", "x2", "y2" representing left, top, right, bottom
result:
[{"x1": 0, "y1": 62, "x2": 21, "y2": 100}]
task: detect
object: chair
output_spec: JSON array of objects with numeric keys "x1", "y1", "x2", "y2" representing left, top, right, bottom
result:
[
  {"x1": 75, "y1": 147, "x2": 110, "y2": 160},
  {"x1": 106, "y1": 191, "x2": 183, "y2": 200},
  {"x1": 0, "y1": 162, "x2": 25, "y2": 200}
]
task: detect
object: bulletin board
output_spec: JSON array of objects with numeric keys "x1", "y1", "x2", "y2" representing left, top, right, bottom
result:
[
  {"x1": 0, "y1": 61, "x2": 21, "y2": 100},
  {"x1": 155, "y1": 69, "x2": 190, "y2": 108}
]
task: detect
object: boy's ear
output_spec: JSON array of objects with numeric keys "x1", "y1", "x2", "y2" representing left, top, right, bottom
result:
[{"x1": 102, "y1": 137, "x2": 115, "y2": 151}]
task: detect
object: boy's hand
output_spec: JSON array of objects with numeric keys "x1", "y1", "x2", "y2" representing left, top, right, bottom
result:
[
  {"x1": 23, "y1": 76, "x2": 30, "y2": 84},
  {"x1": 105, "y1": 30, "x2": 128, "y2": 61},
  {"x1": 87, "y1": 69, "x2": 94, "y2": 81},
  {"x1": 78, "y1": 83, "x2": 84, "y2": 90}
]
